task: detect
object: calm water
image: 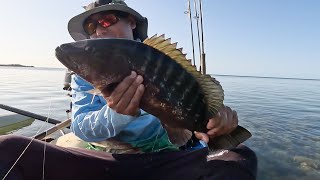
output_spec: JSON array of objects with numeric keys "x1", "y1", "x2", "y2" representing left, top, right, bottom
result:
[
  {"x1": 0, "y1": 67, "x2": 71, "y2": 137},
  {"x1": 0, "y1": 67, "x2": 319, "y2": 179}
]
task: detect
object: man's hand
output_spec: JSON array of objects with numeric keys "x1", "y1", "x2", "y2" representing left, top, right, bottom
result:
[
  {"x1": 103, "y1": 71, "x2": 145, "y2": 116},
  {"x1": 195, "y1": 105, "x2": 238, "y2": 143}
]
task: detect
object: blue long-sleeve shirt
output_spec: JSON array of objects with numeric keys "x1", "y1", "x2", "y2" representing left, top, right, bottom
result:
[{"x1": 70, "y1": 74, "x2": 178, "y2": 152}]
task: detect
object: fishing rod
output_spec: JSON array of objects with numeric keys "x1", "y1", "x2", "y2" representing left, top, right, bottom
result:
[
  {"x1": 33, "y1": 118, "x2": 71, "y2": 140},
  {"x1": 0, "y1": 104, "x2": 71, "y2": 140},
  {"x1": 185, "y1": 0, "x2": 196, "y2": 66},
  {"x1": 0, "y1": 104, "x2": 60, "y2": 124},
  {"x1": 199, "y1": 0, "x2": 206, "y2": 75},
  {"x1": 192, "y1": 0, "x2": 203, "y2": 73}
]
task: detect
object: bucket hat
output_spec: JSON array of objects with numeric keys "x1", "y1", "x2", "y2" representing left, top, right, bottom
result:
[{"x1": 68, "y1": 0, "x2": 148, "y2": 41}]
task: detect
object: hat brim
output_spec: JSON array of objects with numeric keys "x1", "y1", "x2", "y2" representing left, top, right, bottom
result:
[{"x1": 68, "y1": 4, "x2": 147, "y2": 41}]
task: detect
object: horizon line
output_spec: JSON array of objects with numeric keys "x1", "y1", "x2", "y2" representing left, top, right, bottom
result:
[
  {"x1": 212, "y1": 74, "x2": 320, "y2": 81},
  {"x1": 1, "y1": 65, "x2": 319, "y2": 81}
]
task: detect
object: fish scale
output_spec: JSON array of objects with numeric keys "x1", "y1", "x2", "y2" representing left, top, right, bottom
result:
[
  {"x1": 55, "y1": 35, "x2": 252, "y2": 150},
  {"x1": 141, "y1": 52, "x2": 207, "y2": 130}
]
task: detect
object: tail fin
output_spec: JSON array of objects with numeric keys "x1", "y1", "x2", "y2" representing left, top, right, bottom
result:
[{"x1": 207, "y1": 126, "x2": 252, "y2": 151}]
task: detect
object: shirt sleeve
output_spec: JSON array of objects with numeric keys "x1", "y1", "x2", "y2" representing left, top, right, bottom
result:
[{"x1": 70, "y1": 75, "x2": 137, "y2": 142}]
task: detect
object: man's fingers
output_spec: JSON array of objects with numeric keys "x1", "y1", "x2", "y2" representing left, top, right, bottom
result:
[
  {"x1": 207, "y1": 127, "x2": 223, "y2": 137},
  {"x1": 206, "y1": 111, "x2": 222, "y2": 129},
  {"x1": 194, "y1": 131, "x2": 209, "y2": 143},
  {"x1": 102, "y1": 71, "x2": 145, "y2": 116},
  {"x1": 108, "y1": 71, "x2": 137, "y2": 105},
  {"x1": 206, "y1": 105, "x2": 238, "y2": 137},
  {"x1": 206, "y1": 105, "x2": 228, "y2": 130},
  {"x1": 116, "y1": 75, "x2": 143, "y2": 112},
  {"x1": 124, "y1": 84, "x2": 145, "y2": 115}
]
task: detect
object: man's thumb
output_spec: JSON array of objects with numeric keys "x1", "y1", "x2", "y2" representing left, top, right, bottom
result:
[{"x1": 194, "y1": 131, "x2": 209, "y2": 143}]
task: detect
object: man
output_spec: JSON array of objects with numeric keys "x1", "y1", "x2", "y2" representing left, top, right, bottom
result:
[
  {"x1": 69, "y1": 0, "x2": 239, "y2": 153},
  {"x1": 0, "y1": 0, "x2": 257, "y2": 179}
]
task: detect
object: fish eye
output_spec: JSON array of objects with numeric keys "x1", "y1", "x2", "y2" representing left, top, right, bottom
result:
[{"x1": 84, "y1": 46, "x2": 96, "y2": 53}]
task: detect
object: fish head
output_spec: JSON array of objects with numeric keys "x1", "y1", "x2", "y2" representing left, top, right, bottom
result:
[{"x1": 55, "y1": 38, "x2": 133, "y2": 94}]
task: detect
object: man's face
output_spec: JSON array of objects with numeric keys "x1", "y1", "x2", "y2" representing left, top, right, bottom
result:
[{"x1": 84, "y1": 12, "x2": 136, "y2": 40}]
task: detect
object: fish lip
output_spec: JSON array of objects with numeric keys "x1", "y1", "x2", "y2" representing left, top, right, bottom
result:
[
  {"x1": 55, "y1": 46, "x2": 73, "y2": 70},
  {"x1": 55, "y1": 46, "x2": 64, "y2": 63}
]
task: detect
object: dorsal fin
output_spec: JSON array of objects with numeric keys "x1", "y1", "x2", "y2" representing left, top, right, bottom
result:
[{"x1": 143, "y1": 34, "x2": 224, "y2": 115}]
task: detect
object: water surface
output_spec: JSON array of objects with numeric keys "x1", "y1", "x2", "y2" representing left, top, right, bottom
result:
[{"x1": 0, "y1": 67, "x2": 319, "y2": 179}]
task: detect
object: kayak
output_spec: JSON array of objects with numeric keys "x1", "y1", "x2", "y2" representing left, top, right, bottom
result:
[{"x1": 0, "y1": 110, "x2": 34, "y2": 135}]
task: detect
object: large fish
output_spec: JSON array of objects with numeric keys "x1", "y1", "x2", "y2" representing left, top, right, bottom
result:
[{"x1": 55, "y1": 34, "x2": 251, "y2": 150}]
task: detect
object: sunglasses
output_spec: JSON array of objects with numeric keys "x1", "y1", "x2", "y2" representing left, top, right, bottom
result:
[{"x1": 83, "y1": 13, "x2": 121, "y2": 35}]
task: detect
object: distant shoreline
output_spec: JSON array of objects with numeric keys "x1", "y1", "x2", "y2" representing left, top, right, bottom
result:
[{"x1": 0, "y1": 64, "x2": 34, "y2": 68}]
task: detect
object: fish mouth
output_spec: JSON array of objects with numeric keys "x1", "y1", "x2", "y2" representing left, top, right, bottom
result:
[
  {"x1": 55, "y1": 43, "x2": 88, "y2": 75},
  {"x1": 55, "y1": 40, "x2": 89, "y2": 68},
  {"x1": 55, "y1": 45, "x2": 79, "y2": 74},
  {"x1": 55, "y1": 45, "x2": 70, "y2": 68},
  {"x1": 55, "y1": 41, "x2": 129, "y2": 92}
]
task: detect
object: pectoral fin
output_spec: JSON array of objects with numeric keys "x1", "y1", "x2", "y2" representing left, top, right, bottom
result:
[{"x1": 208, "y1": 126, "x2": 252, "y2": 151}]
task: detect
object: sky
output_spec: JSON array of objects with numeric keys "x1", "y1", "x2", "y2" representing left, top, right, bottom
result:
[{"x1": 0, "y1": 0, "x2": 319, "y2": 79}]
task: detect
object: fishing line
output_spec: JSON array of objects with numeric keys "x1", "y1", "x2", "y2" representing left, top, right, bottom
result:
[
  {"x1": 2, "y1": 118, "x2": 49, "y2": 179},
  {"x1": 42, "y1": 100, "x2": 53, "y2": 180},
  {"x1": 2, "y1": 138, "x2": 35, "y2": 180},
  {"x1": 2, "y1": 102, "x2": 53, "y2": 180}
]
